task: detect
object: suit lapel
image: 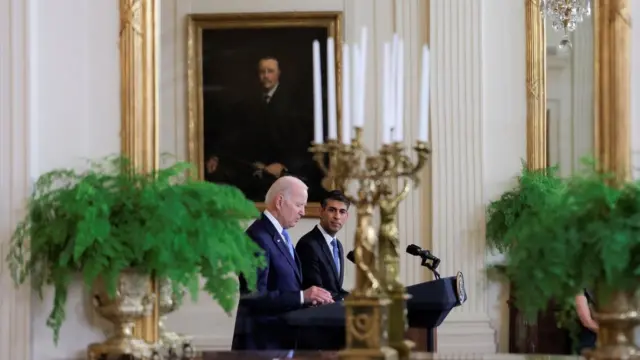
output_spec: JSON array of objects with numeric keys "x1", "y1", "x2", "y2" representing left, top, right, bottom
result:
[
  {"x1": 315, "y1": 227, "x2": 340, "y2": 282},
  {"x1": 260, "y1": 215, "x2": 302, "y2": 283}
]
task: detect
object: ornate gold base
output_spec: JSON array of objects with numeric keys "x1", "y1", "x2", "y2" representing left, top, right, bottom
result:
[
  {"x1": 87, "y1": 336, "x2": 155, "y2": 360},
  {"x1": 339, "y1": 293, "x2": 398, "y2": 360},
  {"x1": 583, "y1": 346, "x2": 640, "y2": 360},
  {"x1": 583, "y1": 290, "x2": 640, "y2": 360},
  {"x1": 89, "y1": 271, "x2": 159, "y2": 360},
  {"x1": 387, "y1": 290, "x2": 415, "y2": 359},
  {"x1": 158, "y1": 319, "x2": 196, "y2": 359}
]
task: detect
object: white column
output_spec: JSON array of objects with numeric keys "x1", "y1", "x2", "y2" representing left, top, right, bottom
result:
[
  {"x1": 0, "y1": 0, "x2": 33, "y2": 359},
  {"x1": 431, "y1": 0, "x2": 527, "y2": 353},
  {"x1": 392, "y1": 0, "x2": 431, "y2": 287}
]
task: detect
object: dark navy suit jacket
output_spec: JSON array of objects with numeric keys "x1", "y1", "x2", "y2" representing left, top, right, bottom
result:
[
  {"x1": 232, "y1": 213, "x2": 304, "y2": 350},
  {"x1": 296, "y1": 226, "x2": 348, "y2": 300}
]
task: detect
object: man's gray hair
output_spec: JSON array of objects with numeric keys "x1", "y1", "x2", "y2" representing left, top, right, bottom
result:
[{"x1": 264, "y1": 176, "x2": 308, "y2": 205}]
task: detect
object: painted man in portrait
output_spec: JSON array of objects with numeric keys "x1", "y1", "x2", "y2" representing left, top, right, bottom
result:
[{"x1": 205, "y1": 56, "x2": 315, "y2": 202}]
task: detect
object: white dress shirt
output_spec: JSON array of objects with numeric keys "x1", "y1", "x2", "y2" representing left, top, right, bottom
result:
[
  {"x1": 263, "y1": 83, "x2": 279, "y2": 103},
  {"x1": 316, "y1": 224, "x2": 337, "y2": 254},
  {"x1": 263, "y1": 210, "x2": 304, "y2": 304}
]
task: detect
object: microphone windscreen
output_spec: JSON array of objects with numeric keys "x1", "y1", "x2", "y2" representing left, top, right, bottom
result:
[
  {"x1": 346, "y1": 250, "x2": 355, "y2": 263},
  {"x1": 406, "y1": 244, "x2": 422, "y2": 256}
]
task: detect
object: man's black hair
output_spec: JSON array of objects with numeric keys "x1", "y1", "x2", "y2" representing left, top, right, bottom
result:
[{"x1": 321, "y1": 190, "x2": 351, "y2": 209}]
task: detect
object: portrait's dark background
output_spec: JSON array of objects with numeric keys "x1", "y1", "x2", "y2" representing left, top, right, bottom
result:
[{"x1": 201, "y1": 26, "x2": 331, "y2": 205}]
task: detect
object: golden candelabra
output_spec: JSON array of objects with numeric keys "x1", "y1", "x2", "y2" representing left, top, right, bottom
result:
[
  {"x1": 378, "y1": 141, "x2": 429, "y2": 358},
  {"x1": 310, "y1": 127, "x2": 430, "y2": 360}
]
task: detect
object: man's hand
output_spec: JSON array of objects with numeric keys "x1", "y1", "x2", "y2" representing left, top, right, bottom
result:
[
  {"x1": 252, "y1": 162, "x2": 286, "y2": 178},
  {"x1": 206, "y1": 156, "x2": 219, "y2": 173},
  {"x1": 303, "y1": 286, "x2": 334, "y2": 305},
  {"x1": 264, "y1": 162, "x2": 286, "y2": 177}
]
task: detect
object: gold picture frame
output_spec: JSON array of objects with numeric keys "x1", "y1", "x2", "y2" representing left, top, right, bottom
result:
[
  {"x1": 525, "y1": 0, "x2": 631, "y2": 178},
  {"x1": 119, "y1": 0, "x2": 159, "y2": 344},
  {"x1": 524, "y1": 0, "x2": 548, "y2": 169},
  {"x1": 592, "y1": 0, "x2": 631, "y2": 181},
  {"x1": 186, "y1": 12, "x2": 343, "y2": 218}
]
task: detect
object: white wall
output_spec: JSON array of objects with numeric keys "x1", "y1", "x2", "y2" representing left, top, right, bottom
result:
[
  {"x1": 480, "y1": 0, "x2": 526, "y2": 352},
  {"x1": 0, "y1": 0, "x2": 121, "y2": 359},
  {"x1": 1, "y1": 0, "x2": 33, "y2": 359},
  {"x1": 546, "y1": 51, "x2": 573, "y2": 173},
  {"x1": 0, "y1": 0, "x2": 556, "y2": 358},
  {"x1": 33, "y1": 0, "x2": 121, "y2": 357},
  {"x1": 545, "y1": 18, "x2": 594, "y2": 175}
]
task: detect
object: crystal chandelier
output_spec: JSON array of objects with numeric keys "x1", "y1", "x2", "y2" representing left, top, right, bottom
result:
[{"x1": 540, "y1": 0, "x2": 592, "y2": 48}]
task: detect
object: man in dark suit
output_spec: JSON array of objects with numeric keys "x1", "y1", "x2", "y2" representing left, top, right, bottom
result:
[
  {"x1": 296, "y1": 190, "x2": 351, "y2": 300},
  {"x1": 248, "y1": 57, "x2": 312, "y2": 182},
  {"x1": 206, "y1": 56, "x2": 315, "y2": 201},
  {"x1": 232, "y1": 176, "x2": 334, "y2": 351}
]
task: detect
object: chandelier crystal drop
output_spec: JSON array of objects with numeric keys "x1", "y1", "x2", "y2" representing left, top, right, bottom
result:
[{"x1": 540, "y1": 0, "x2": 592, "y2": 49}]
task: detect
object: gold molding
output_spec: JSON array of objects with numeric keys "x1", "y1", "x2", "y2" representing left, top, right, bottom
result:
[
  {"x1": 186, "y1": 12, "x2": 343, "y2": 218},
  {"x1": 593, "y1": 0, "x2": 631, "y2": 182},
  {"x1": 119, "y1": 0, "x2": 159, "y2": 343},
  {"x1": 525, "y1": 0, "x2": 548, "y2": 170}
]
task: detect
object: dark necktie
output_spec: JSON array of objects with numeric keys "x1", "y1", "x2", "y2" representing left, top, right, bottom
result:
[
  {"x1": 263, "y1": 94, "x2": 271, "y2": 104},
  {"x1": 331, "y1": 239, "x2": 341, "y2": 275}
]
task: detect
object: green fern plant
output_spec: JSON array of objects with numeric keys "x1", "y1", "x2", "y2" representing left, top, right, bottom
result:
[
  {"x1": 6, "y1": 155, "x2": 265, "y2": 344},
  {"x1": 485, "y1": 163, "x2": 579, "y2": 344},
  {"x1": 505, "y1": 159, "x2": 640, "y2": 322},
  {"x1": 486, "y1": 163, "x2": 565, "y2": 253}
]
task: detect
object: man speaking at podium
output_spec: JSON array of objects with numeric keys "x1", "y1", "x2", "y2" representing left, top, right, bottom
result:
[
  {"x1": 232, "y1": 176, "x2": 334, "y2": 351},
  {"x1": 296, "y1": 190, "x2": 350, "y2": 300}
]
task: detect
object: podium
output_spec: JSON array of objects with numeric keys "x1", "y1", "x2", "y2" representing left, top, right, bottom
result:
[{"x1": 281, "y1": 273, "x2": 467, "y2": 352}]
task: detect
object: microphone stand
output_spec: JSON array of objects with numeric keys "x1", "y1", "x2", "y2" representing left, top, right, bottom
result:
[{"x1": 420, "y1": 257, "x2": 441, "y2": 280}]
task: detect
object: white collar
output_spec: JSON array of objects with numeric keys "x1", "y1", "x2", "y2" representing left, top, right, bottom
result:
[
  {"x1": 265, "y1": 83, "x2": 279, "y2": 98},
  {"x1": 264, "y1": 210, "x2": 284, "y2": 234},
  {"x1": 316, "y1": 224, "x2": 336, "y2": 246}
]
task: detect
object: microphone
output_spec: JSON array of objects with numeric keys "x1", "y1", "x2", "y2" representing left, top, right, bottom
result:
[
  {"x1": 349, "y1": 247, "x2": 440, "y2": 273},
  {"x1": 406, "y1": 244, "x2": 441, "y2": 279},
  {"x1": 346, "y1": 250, "x2": 355, "y2": 264},
  {"x1": 406, "y1": 244, "x2": 431, "y2": 258}
]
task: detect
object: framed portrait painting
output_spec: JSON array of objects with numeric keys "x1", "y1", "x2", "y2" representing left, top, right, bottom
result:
[{"x1": 187, "y1": 12, "x2": 343, "y2": 218}]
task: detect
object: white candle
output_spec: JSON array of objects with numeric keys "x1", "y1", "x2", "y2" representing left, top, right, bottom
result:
[
  {"x1": 327, "y1": 38, "x2": 338, "y2": 140},
  {"x1": 352, "y1": 44, "x2": 367, "y2": 128},
  {"x1": 393, "y1": 39, "x2": 404, "y2": 143},
  {"x1": 418, "y1": 45, "x2": 430, "y2": 142},
  {"x1": 351, "y1": 44, "x2": 360, "y2": 132},
  {"x1": 382, "y1": 42, "x2": 392, "y2": 144},
  {"x1": 389, "y1": 34, "x2": 399, "y2": 140},
  {"x1": 356, "y1": 28, "x2": 368, "y2": 128},
  {"x1": 312, "y1": 41, "x2": 324, "y2": 143},
  {"x1": 341, "y1": 44, "x2": 351, "y2": 145},
  {"x1": 359, "y1": 27, "x2": 368, "y2": 69}
]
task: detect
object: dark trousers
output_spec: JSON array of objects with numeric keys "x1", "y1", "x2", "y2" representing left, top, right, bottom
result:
[{"x1": 575, "y1": 327, "x2": 597, "y2": 355}]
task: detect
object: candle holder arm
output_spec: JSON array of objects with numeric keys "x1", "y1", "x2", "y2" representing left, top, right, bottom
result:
[{"x1": 398, "y1": 143, "x2": 431, "y2": 185}]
